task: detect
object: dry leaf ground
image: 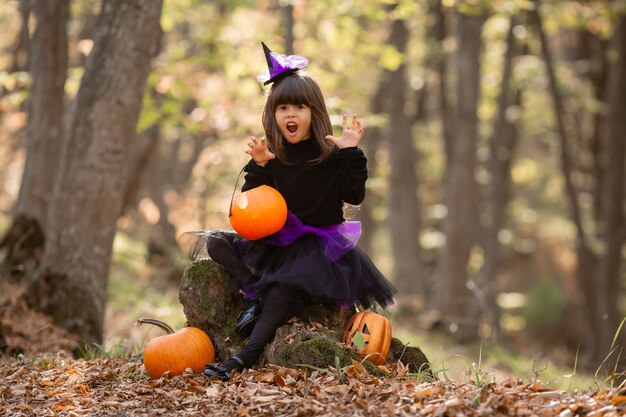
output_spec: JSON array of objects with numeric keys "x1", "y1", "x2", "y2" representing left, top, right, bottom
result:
[
  {"x1": 1, "y1": 274, "x2": 625, "y2": 416},
  {"x1": 1, "y1": 355, "x2": 626, "y2": 416}
]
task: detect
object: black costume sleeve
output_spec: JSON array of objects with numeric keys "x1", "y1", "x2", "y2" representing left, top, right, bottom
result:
[
  {"x1": 242, "y1": 159, "x2": 274, "y2": 192},
  {"x1": 334, "y1": 147, "x2": 368, "y2": 205}
]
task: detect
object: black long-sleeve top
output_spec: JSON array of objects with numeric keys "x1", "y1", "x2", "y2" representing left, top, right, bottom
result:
[{"x1": 242, "y1": 138, "x2": 368, "y2": 227}]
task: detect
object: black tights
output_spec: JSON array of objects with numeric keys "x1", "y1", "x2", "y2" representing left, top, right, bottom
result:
[
  {"x1": 234, "y1": 283, "x2": 302, "y2": 367},
  {"x1": 206, "y1": 231, "x2": 303, "y2": 368},
  {"x1": 206, "y1": 230, "x2": 253, "y2": 282}
]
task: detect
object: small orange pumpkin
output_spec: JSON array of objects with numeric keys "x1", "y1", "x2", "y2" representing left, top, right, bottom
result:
[
  {"x1": 229, "y1": 185, "x2": 287, "y2": 240},
  {"x1": 342, "y1": 311, "x2": 392, "y2": 366},
  {"x1": 137, "y1": 318, "x2": 215, "y2": 379}
]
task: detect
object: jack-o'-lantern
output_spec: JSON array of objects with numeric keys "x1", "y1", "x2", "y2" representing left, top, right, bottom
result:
[
  {"x1": 229, "y1": 185, "x2": 287, "y2": 240},
  {"x1": 342, "y1": 311, "x2": 391, "y2": 366}
]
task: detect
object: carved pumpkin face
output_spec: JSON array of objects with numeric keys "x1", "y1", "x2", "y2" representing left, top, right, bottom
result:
[
  {"x1": 141, "y1": 320, "x2": 215, "y2": 379},
  {"x1": 342, "y1": 311, "x2": 392, "y2": 366},
  {"x1": 229, "y1": 185, "x2": 288, "y2": 241}
]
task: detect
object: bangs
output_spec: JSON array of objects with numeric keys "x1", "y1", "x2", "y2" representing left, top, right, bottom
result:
[
  {"x1": 268, "y1": 75, "x2": 313, "y2": 109},
  {"x1": 262, "y1": 73, "x2": 334, "y2": 163}
]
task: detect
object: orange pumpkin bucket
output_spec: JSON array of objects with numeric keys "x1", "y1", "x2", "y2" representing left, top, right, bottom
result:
[
  {"x1": 342, "y1": 311, "x2": 392, "y2": 365},
  {"x1": 229, "y1": 184, "x2": 287, "y2": 240}
]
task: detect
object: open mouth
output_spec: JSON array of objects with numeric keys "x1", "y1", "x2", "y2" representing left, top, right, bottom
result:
[{"x1": 286, "y1": 122, "x2": 298, "y2": 134}]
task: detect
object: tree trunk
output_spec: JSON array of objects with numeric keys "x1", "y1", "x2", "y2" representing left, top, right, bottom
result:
[
  {"x1": 595, "y1": 15, "x2": 626, "y2": 369},
  {"x1": 146, "y1": 162, "x2": 179, "y2": 260},
  {"x1": 418, "y1": 0, "x2": 451, "y2": 307},
  {"x1": 529, "y1": 2, "x2": 598, "y2": 364},
  {"x1": 575, "y1": 29, "x2": 608, "y2": 223},
  {"x1": 121, "y1": 125, "x2": 161, "y2": 214},
  {"x1": 475, "y1": 16, "x2": 523, "y2": 341},
  {"x1": 282, "y1": 3, "x2": 295, "y2": 55},
  {"x1": 435, "y1": 9, "x2": 486, "y2": 339},
  {"x1": 387, "y1": 18, "x2": 423, "y2": 296},
  {"x1": 143, "y1": 135, "x2": 203, "y2": 259},
  {"x1": 358, "y1": 83, "x2": 385, "y2": 256},
  {"x1": 433, "y1": 0, "x2": 454, "y2": 171},
  {"x1": 22, "y1": 0, "x2": 163, "y2": 345},
  {"x1": 10, "y1": 0, "x2": 34, "y2": 72},
  {"x1": 359, "y1": 26, "x2": 397, "y2": 255},
  {"x1": 0, "y1": 0, "x2": 69, "y2": 273}
]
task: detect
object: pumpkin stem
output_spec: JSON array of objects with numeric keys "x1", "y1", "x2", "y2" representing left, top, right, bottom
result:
[{"x1": 136, "y1": 318, "x2": 175, "y2": 335}]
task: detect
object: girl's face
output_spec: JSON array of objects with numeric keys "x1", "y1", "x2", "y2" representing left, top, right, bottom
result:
[{"x1": 274, "y1": 103, "x2": 312, "y2": 144}]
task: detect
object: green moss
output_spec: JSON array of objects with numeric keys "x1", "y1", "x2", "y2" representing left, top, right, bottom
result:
[
  {"x1": 182, "y1": 258, "x2": 222, "y2": 280},
  {"x1": 391, "y1": 338, "x2": 431, "y2": 376},
  {"x1": 274, "y1": 334, "x2": 384, "y2": 376},
  {"x1": 179, "y1": 258, "x2": 246, "y2": 355},
  {"x1": 181, "y1": 259, "x2": 234, "y2": 319}
]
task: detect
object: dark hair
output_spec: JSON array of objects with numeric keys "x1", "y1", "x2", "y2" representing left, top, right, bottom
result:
[{"x1": 262, "y1": 73, "x2": 335, "y2": 163}]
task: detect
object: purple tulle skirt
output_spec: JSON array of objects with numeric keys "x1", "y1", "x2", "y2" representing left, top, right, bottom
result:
[{"x1": 230, "y1": 212, "x2": 396, "y2": 310}]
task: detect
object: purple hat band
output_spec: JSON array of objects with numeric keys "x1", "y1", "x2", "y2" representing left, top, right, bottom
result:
[{"x1": 258, "y1": 42, "x2": 308, "y2": 85}]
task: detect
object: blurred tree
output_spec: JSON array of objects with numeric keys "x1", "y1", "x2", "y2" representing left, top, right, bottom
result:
[
  {"x1": 530, "y1": 0, "x2": 625, "y2": 368},
  {"x1": 566, "y1": 1, "x2": 612, "y2": 364},
  {"x1": 121, "y1": 125, "x2": 161, "y2": 214},
  {"x1": 435, "y1": 4, "x2": 487, "y2": 339},
  {"x1": 144, "y1": 125, "x2": 214, "y2": 259},
  {"x1": 359, "y1": 69, "x2": 390, "y2": 256},
  {"x1": 432, "y1": 0, "x2": 453, "y2": 177},
  {"x1": 572, "y1": 7, "x2": 609, "y2": 224},
  {"x1": 386, "y1": 15, "x2": 423, "y2": 296},
  {"x1": 9, "y1": 0, "x2": 33, "y2": 72},
  {"x1": 133, "y1": 1, "x2": 236, "y2": 258},
  {"x1": 22, "y1": 0, "x2": 163, "y2": 345},
  {"x1": 414, "y1": 0, "x2": 449, "y2": 303},
  {"x1": 282, "y1": 2, "x2": 294, "y2": 55},
  {"x1": 595, "y1": 13, "x2": 625, "y2": 370},
  {"x1": 68, "y1": 0, "x2": 100, "y2": 69},
  {"x1": 0, "y1": 0, "x2": 69, "y2": 275},
  {"x1": 474, "y1": 15, "x2": 525, "y2": 341}
]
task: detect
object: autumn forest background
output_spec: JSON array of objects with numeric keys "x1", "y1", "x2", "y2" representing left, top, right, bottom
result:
[{"x1": 0, "y1": 0, "x2": 625, "y2": 391}]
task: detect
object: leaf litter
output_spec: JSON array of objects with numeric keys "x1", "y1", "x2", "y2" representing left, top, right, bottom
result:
[
  {"x1": 1, "y1": 282, "x2": 624, "y2": 416},
  {"x1": 1, "y1": 354, "x2": 625, "y2": 416}
]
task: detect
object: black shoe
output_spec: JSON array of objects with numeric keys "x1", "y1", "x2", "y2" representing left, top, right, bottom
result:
[
  {"x1": 203, "y1": 363, "x2": 232, "y2": 381},
  {"x1": 203, "y1": 357, "x2": 244, "y2": 381},
  {"x1": 235, "y1": 298, "x2": 262, "y2": 338}
]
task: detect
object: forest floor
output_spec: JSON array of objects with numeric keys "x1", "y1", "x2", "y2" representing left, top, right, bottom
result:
[
  {"x1": 0, "y1": 222, "x2": 624, "y2": 416},
  {"x1": 1, "y1": 280, "x2": 626, "y2": 416},
  {"x1": 2, "y1": 354, "x2": 626, "y2": 417}
]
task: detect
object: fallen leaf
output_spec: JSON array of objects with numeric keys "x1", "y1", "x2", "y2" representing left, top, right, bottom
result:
[
  {"x1": 610, "y1": 395, "x2": 626, "y2": 404},
  {"x1": 529, "y1": 382, "x2": 555, "y2": 392},
  {"x1": 273, "y1": 374, "x2": 285, "y2": 387}
]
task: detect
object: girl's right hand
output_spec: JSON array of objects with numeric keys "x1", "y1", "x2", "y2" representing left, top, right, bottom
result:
[{"x1": 245, "y1": 136, "x2": 275, "y2": 167}]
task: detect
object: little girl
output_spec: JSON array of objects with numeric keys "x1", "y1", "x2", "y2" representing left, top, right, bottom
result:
[{"x1": 202, "y1": 43, "x2": 396, "y2": 381}]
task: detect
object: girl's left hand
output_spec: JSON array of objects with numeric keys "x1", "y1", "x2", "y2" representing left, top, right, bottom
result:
[{"x1": 325, "y1": 113, "x2": 365, "y2": 149}]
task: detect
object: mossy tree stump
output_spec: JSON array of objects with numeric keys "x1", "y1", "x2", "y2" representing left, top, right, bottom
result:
[
  {"x1": 179, "y1": 259, "x2": 246, "y2": 361},
  {"x1": 179, "y1": 258, "x2": 430, "y2": 374}
]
